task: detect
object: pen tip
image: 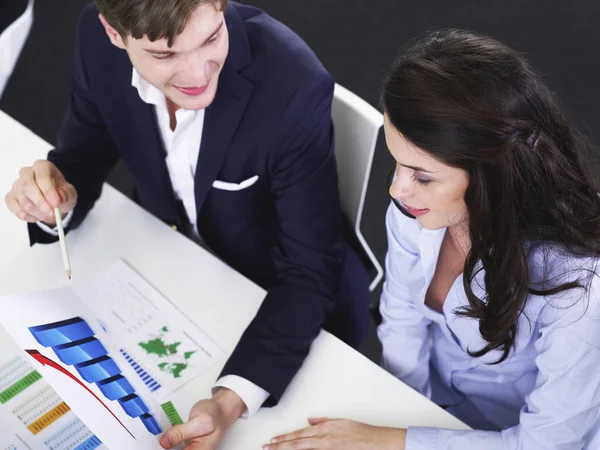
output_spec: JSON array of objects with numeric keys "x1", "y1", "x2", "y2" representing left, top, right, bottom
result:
[{"x1": 66, "y1": 269, "x2": 72, "y2": 280}]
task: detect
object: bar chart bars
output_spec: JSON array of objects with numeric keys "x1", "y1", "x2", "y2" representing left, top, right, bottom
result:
[
  {"x1": 28, "y1": 316, "x2": 162, "y2": 435},
  {"x1": 120, "y1": 348, "x2": 162, "y2": 393}
]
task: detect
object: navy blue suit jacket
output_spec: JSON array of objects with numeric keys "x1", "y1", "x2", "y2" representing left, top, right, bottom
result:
[{"x1": 29, "y1": 2, "x2": 370, "y2": 404}]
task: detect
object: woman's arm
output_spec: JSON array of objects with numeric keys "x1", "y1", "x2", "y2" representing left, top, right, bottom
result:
[
  {"x1": 378, "y1": 204, "x2": 433, "y2": 396},
  {"x1": 406, "y1": 264, "x2": 600, "y2": 450}
]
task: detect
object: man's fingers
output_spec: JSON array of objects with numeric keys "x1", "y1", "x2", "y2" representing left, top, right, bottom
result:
[
  {"x1": 5, "y1": 162, "x2": 72, "y2": 223},
  {"x1": 160, "y1": 425, "x2": 184, "y2": 449},
  {"x1": 18, "y1": 166, "x2": 34, "y2": 182},
  {"x1": 56, "y1": 188, "x2": 67, "y2": 204},
  {"x1": 49, "y1": 164, "x2": 67, "y2": 184},
  {"x1": 32, "y1": 160, "x2": 61, "y2": 207},
  {"x1": 5, "y1": 194, "x2": 41, "y2": 223},
  {"x1": 5, "y1": 192, "x2": 18, "y2": 216},
  {"x1": 160, "y1": 416, "x2": 215, "y2": 449},
  {"x1": 57, "y1": 184, "x2": 78, "y2": 211},
  {"x1": 52, "y1": 170, "x2": 77, "y2": 205},
  {"x1": 183, "y1": 439, "x2": 219, "y2": 450},
  {"x1": 19, "y1": 182, "x2": 54, "y2": 223}
]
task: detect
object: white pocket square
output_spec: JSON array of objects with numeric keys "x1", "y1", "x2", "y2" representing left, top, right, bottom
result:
[{"x1": 212, "y1": 175, "x2": 259, "y2": 191}]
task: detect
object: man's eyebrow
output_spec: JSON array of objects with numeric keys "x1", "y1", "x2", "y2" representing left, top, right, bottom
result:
[
  {"x1": 144, "y1": 20, "x2": 225, "y2": 55},
  {"x1": 201, "y1": 20, "x2": 224, "y2": 46},
  {"x1": 144, "y1": 48, "x2": 175, "y2": 56}
]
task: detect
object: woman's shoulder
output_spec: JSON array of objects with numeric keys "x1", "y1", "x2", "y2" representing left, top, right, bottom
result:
[
  {"x1": 526, "y1": 242, "x2": 600, "y2": 327},
  {"x1": 527, "y1": 243, "x2": 600, "y2": 286}
]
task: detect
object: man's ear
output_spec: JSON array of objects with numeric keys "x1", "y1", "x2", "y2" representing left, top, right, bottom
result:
[{"x1": 98, "y1": 14, "x2": 127, "y2": 49}]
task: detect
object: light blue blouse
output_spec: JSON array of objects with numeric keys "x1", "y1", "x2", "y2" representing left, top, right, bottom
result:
[{"x1": 378, "y1": 204, "x2": 600, "y2": 449}]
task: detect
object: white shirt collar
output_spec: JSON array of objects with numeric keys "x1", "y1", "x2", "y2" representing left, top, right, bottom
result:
[{"x1": 131, "y1": 67, "x2": 168, "y2": 108}]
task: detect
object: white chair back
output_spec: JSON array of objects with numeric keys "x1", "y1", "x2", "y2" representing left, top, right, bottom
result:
[
  {"x1": 0, "y1": 0, "x2": 34, "y2": 98},
  {"x1": 332, "y1": 83, "x2": 384, "y2": 292}
]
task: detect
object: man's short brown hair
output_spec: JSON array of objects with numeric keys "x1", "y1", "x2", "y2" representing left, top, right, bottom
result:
[{"x1": 96, "y1": 0, "x2": 228, "y2": 47}]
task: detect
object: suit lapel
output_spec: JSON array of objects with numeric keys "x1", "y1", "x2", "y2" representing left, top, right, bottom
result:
[
  {"x1": 122, "y1": 70, "x2": 180, "y2": 222},
  {"x1": 193, "y1": 71, "x2": 252, "y2": 215},
  {"x1": 193, "y1": 3, "x2": 253, "y2": 218}
]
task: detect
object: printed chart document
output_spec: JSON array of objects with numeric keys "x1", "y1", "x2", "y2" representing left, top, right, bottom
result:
[
  {"x1": 0, "y1": 325, "x2": 108, "y2": 450},
  {"x1": 0, "y1": 261, "x2": 226, "y2": 449}
]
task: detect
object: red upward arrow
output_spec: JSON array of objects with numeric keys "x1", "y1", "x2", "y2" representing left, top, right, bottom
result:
[{"x1": 26, "y1": 349, "x2": 136, "y2": 439}]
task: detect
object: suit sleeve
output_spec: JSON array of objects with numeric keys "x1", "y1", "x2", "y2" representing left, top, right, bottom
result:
[
  {"x1": 219, "y1": 73, "x2": 343, "y2": 404},
  {"x1": 28, "y1": 9, "x2": 120, "y2": 245}
]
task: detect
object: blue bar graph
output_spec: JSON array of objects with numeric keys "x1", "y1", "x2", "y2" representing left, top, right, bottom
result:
[
  {"x1": 97, "y1": 375, "x2": 135, "y2": 401},
  {"x1": 75, "y1": 356, "x2": 121, "y2": 383},
  {"x1": 140, "y1": 413, "x2": 162, "y2": 435},
  {"x1": 118, "y1": 393, "x2": 150, "y2": 418},
  {"x1": 54, "y1": 337, "x2": 108, "y2": 365},
  {"x1": 120, "y1": 349, "x2": 161, "y2": 393},
  {"x1": 29, "y1": 317, "x2": 162, "y2": 436},
  {"x1": 30, "y1": 318, "x2": 94, "y2": 347}
]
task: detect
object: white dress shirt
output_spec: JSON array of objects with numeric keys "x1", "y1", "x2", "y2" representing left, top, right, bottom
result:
[
  {"x1": 39, "y1": 68, "x2": 270, "y2": 419},
  {"x1": 379, "y1": 204, "x2": 600, "y2": 449},
  {"x1": 131, "y1": 69, "x2": 203, "y2": 233}
]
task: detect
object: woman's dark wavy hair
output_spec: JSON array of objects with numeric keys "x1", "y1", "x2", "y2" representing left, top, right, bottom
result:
[{"x1": 382, "y1": 29, "x2": 600, "y2": 363}]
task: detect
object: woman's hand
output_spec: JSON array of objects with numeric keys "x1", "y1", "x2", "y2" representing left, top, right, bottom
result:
[{"x1": 263, "y1": 418, "x2": 406, "y2": 450}]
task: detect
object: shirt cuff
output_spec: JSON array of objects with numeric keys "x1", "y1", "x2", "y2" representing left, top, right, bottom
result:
[
  {"x1": 212, "y1": 375, "x2": 270, "y2": 420},
  {"x1": 406, "y1": 427, "x2": 439, "y2": 450},
  {"x1": 36, "y1": 210, "x2": 73, "y2": 236}
]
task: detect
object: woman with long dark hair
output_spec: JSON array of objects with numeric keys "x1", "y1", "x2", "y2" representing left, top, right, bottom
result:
[{"x1": 264, "y1": 30, "x2": 600, "y2": 449}]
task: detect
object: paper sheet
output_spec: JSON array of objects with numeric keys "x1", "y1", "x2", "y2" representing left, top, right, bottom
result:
[
  {"x1": 72, "y1": 261, "x2": 225, "y2": 402},
  {"x1": 0, "y1": 326, "x2": 108, "y2": 450},
  {"x1": 0, "y1": 260, "x2": 226, "y2": 449}
]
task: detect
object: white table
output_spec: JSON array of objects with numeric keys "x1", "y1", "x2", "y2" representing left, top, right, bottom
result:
[
  {"x1": 0, "y1": 110, "x2": 468, "y2": 449},
  {"x1": 0, "y1": 110, "x2": 52, "y2": 273}
]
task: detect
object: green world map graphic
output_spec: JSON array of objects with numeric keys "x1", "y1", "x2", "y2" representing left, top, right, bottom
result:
[{"x1": 138, "y1": 326, "x2": 197, "y2": 378}]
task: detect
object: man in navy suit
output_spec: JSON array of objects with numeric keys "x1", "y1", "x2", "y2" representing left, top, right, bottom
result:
[{"x1": 4, "y1": 0, "x2": 371, "y2": 447}]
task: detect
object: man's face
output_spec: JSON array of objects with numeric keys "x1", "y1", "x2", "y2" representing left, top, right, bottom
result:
[{"x1": 101, "y1": 3, "x2": 229, "y2": 110}]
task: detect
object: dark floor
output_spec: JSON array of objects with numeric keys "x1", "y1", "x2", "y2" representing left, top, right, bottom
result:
[{"x1": 2, "y1": 0, "x2": 599, "y2": 363}]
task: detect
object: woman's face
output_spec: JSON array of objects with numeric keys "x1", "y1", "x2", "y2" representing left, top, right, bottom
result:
[{"x1": 384, "y1": 114, "x2": 470, "y2": 230}]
